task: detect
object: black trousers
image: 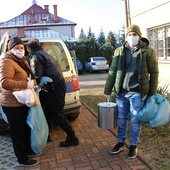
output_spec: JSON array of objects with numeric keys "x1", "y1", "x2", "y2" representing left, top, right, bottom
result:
[
  {"x1": 40, "y1": 80, "x2": 75, "y2": 137},
  {"x1": 2, "y1": 106, "x2": 33, "y2": 163}
]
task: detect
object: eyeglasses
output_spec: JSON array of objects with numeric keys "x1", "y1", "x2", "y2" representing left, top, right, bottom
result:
[{"x1": 127, "y1": 33, "x2": 138, "y2": 36}]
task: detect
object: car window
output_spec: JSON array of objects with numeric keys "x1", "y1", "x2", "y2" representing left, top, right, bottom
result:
[
  {"x1": 42, "y1": 42, "x2": 70, "y2": 72},
  {"x1": 93, "y1": 57, "x2": 106, "y2": 61}
]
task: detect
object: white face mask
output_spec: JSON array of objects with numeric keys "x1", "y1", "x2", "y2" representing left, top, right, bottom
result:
[
  {"x1": 11, "y1": 49, "x2": 25, "y2": 58},
  {"x1": 127, "y1": 35, "x2": 139, "y2": 47}
]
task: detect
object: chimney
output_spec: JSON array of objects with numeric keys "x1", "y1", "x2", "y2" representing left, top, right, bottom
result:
[
  {"x1": 44, "y1": 5, "x2": 49, "y2": 12},
  {"x1": 17, "y1": 28, "x2": 25, "y2": 38},
  {"x1": 30, "y1": 13, "x2": 36, "y2": 24},
  {"x1": 30, "y1": 9, "x2": 36, "y2": 24},
  {"x1": 53, "y1": 5, "x2": 58, "y2": 23}
]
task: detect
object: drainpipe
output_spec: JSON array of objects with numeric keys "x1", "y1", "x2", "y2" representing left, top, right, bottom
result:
[{"x1": 124, "y1": 0, "x2": 131, "y2": 28}]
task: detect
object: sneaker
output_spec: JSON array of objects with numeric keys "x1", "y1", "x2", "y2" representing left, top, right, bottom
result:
[
  {"x1": 59, "y1": 135, "x2": 79, "y2": 147},
  {"x1": 28, "y1": 151, "x2": 42, "y2": 157},
  {"x1": 128, "y1": 145, "x2": 138, "y2": 159},
  {"x1": 19, "y1": 159, "x2": 38, "y2": 167},
  {"x1": 109, "y1": 142, "x2": 125, "y2": 154}
]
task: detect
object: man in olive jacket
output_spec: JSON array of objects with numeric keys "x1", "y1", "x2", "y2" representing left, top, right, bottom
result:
[{"x1": 104, "y1": 24, "x2": 159, "y2": 159}]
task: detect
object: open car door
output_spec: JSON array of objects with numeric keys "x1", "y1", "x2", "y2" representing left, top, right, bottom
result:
[
  {"x1": 69, "y1": 50, "x2": 78, "y2": 75},
  {"x1": 0, "y1": 31, "x2": 10, "y2": 130},
  {"x1": 0, "y1": 31, "x2": 9, "y2": 55}
]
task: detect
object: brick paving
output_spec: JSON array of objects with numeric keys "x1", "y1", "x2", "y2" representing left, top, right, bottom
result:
[{"x1": 0, "y1": 102, "x2": 158, "y2": 170}]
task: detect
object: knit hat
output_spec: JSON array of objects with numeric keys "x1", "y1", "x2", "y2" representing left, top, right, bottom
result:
[
  {"x1": 126, "y1": 24, "x2": 142, "y2": 37},
  {"x1": 7, "y1": 36, "x2": 24, "y2": 50}
]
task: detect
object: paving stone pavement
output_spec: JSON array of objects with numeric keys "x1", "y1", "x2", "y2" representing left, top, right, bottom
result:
[{"x1": 0, "y1": 102, "x2": 158, "y2": 170}]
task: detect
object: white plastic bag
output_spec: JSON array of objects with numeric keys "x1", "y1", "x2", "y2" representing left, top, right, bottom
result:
[{"x1": 13, "y1": 88, "x2": 39, "y2": 107}]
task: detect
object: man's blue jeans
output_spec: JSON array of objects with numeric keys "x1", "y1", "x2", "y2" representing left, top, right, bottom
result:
[{"x1": 116, "y1": 93, "x2": 144, "y2": 145}]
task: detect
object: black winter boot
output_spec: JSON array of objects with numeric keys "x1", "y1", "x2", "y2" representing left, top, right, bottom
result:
[{"x1": 59, "y1": 135, "x2": 79, "y2": 147}]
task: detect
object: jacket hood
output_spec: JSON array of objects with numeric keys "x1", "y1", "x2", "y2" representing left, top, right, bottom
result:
[{"x1": 140, "y1": 37, "x2": 149, "y2": 46}]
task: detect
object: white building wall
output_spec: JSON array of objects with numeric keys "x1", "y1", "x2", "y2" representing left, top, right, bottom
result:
[
  {"x1": 125, "y1": 0, "x2": 170, "y2": 78},
  {"x1": 129, "y1": 1, "x2": 170, "y2": 37},
  {"x1": 47, "y1": 25, "x2": 75, "y2": 37}
]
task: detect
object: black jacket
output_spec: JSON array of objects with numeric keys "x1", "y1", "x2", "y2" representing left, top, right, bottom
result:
[{"x1": 29, "y1": 50, "x2": 64, "y2": 84}]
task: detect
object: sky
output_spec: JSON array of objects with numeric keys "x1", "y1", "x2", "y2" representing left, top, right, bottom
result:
[{"x1": 0, "y1": 0, "x2": 125, "y2": 38}]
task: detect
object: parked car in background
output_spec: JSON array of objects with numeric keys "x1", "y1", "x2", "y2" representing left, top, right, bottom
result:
[
  {"x1": 85, "y1": 56, "x2": 109, "y2": 73},
  {"x1": 76, "y1": 59, "x2": 83, "y2": 75}
]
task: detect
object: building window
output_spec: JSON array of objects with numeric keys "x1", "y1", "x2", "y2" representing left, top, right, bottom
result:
[
  {"x1": 149, "y1": 24, "x2": 170, "y2": 59},
  {"x1": 33, "y1": 7, "x2": 37, "y2": 13},
  {"x1": 166, "y1": 27, "x2": 170, "y2": 58}
]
